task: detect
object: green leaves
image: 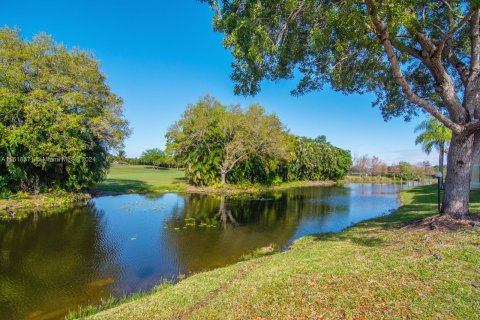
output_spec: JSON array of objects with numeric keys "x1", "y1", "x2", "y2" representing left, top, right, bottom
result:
[
  {"x1": 0, "y1": 28, "x2": 130, "y2": 194},
  {"x1": 166, "y1": 95, "x2": 351, "y2": 185},
  {"x1": 287, "y1": 137, "x2": 352, "y2": 182},
  {"x1": 139, "y1": 149, "x2": 167, "y2": 167},
  {"x1": 204, "y1": 0, "x2": 473, "y2": 122},
  {"x1": 415, "y1": 117, "x2": 452, "y2": 154}
]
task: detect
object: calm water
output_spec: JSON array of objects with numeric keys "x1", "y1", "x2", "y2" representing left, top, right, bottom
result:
[{"x1": 0, "y1": 183, "x2": 414, "y2": 319}]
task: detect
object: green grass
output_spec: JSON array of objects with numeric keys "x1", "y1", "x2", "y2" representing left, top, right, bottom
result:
[
  {"x1": 95, "y1": 166, "x2": 336, "y2": 195},
  {"x1": 95, "y1": 165, "x2": 188, "y2": 193},
  {"x1": 0, "y1": 192, "x2": 90, "y2": 217},
  {"x1": 83, "y1": 185, "x2": 480, "y2": 319}
]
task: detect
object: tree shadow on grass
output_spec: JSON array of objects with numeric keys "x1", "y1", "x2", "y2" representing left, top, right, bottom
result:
[
  {"x1": 307, "y1": 228, "x2": 387, "y2": 248},
  {"x1": 96, "y1": 179, "x2": 151, "y2": 193},
  {"x1": 174, "y1": 177, "x2": 188, "y2": 183}
]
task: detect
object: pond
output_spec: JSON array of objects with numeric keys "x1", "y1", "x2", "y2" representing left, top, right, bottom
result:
[{"x1": 0, "y1": 183, "x2": 417, "y2": 319}]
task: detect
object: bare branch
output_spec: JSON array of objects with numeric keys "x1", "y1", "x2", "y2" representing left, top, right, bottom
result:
[{"x1": 405, "y1": 10, "x2": 466, "y2": 121}]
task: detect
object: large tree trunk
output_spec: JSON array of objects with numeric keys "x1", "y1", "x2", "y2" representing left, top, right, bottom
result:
[{"x1": 441, "y1": 133, "x2": 475, "y2": 216}]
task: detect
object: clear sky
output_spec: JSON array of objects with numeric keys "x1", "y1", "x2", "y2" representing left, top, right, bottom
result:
[{"x1": 1, "y1": 0, "x2": 438, "y2": 164}]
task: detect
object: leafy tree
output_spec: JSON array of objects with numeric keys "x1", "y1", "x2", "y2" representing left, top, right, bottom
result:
[
  {"x1": 202, "y1": 0, "x2": 480, "y2": 215},
  {"x1": 0, "y1": 28, "x2": 130, "y2": 194},
  {"x1": 287, "y1": 137, "x2": 351, "y2": 181},
  {"x1": 167, "y1": 96, "x2": 350, "y2": 185},
  {"x1": 140, "y1": 148, "x2": 167, "y2": 167},
  {"x1": 387, "y1": 162, "x2": 429, "y2": 181},
  {"x1": 300, "y1": 135, "x2": 328, "y2": 145},
  {"x1": 166, "y1": 96, "x2": 231, "y2": 185},
  {"x1": 220, "y1": 104, "x2": 289, "y2": 184},
  {"x1": 166, "y1": 96, "x2": 288, "y2": 185},
  {"x1": 415, "y1": 118, "x2": 452, "y2": 185}
]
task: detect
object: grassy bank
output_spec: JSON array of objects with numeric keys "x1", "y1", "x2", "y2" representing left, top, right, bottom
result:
[
  {"x1": 75, "y1": 185, "x2": 480, "y2": 319},
  {"x1": 188, "y1": 180, "x2": 337, "y2": 195},
  {"x1": 0, "y1": 192, "x2": 90, "y2": 217}
]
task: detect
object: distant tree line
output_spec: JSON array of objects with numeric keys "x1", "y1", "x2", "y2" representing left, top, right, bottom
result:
[
  {"x1": 108, "y1": 149, "x2": 175, "y2": 168},
  {"x1": 165, "y1": 96, "x2": 352, "y2": 186},
  {"x1": 351, "y1": 155, "x2": 436, "y2": 181}
]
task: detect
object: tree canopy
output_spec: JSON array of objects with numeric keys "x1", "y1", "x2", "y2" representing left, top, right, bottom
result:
[
  {"x1": 204, "y1": 0, "x2": 478, "y2": 127},
  {"x1": 139, "y1": 148, "x2": 168, "y2": 167},
  {"x1": 202, "y1": 0, "x2": 480, "y2": 214},
  {"x1": 166, "y1": 96, "x2": 351, "y2": 186},
  {"x1": 0, "y1": 28, "x2": 130, "y2": 195}
]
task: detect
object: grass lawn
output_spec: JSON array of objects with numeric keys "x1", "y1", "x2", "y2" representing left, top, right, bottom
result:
[
  {"x1": 95, "y1": 165, "x2": 188, "y2": 193},
  {"x1": 76, "y1": 185, "x2": 480, "y2": 319},
  {"x1": 94, "y1": 165, "x2": 336, "y2": 195}
]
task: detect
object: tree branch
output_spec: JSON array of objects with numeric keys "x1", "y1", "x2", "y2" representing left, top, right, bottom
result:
[
  {"x1": 464, "y1": 119, "x2": 480, "y2": 136},
  {"x1": 365, "y1": 0, "x2": 463, "y2": 134},
  {"x1": 441, "y1": 0, "x2": 463, "y2": 19},
  {"x1": 391, "y1": 39, "x2": 422, "y2": 60},
  {"x1": 434, "y1": 10, "x2": 474, "y2": 59},
  {"x1": 468, "y1": 9, "x2": 480, "y2": 81},
  {"x1": 447, "y1": 44, "x2": 469, "y2": 85}
]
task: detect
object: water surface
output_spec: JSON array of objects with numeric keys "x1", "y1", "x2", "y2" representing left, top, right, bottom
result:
[{"x1": 0, "y1": 183, "x2": 413, "y2": 319}]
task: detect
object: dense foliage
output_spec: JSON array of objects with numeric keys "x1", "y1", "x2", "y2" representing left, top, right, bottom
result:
[
  {"x1": 0, "y1": 28, "x2": 130, "y2": 196},
  {"x1": 286, "y1": 137, "x2": 352, "y2": 182},
  {"x1": 166, "y1": 96, "x2": 351, "y2": 186},
  {"x1": 202, "y1": 0, "x2": 480, "y2": 214}
]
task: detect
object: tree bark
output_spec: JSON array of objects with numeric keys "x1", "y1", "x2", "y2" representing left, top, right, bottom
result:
[
  {"x1": 221, "y1": 170, "x2": 227, "y2": 186},
  {"x1": 441, "y1": 133, "x2": 475, "y2": 215}
]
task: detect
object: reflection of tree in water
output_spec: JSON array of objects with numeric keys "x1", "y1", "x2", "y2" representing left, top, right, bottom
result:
[
  {"x1": 0, "y1": 203, "x2": 122, "y2": 320},
  {"x1": 229, "y1": 186, "x2": 351, "y2": 225},
  {"x1": 217, "y1": 196, "x2": 239, "y2": 227},
  {"x1": 162, "y1": 187, "x2": 348, "y2": 273}
]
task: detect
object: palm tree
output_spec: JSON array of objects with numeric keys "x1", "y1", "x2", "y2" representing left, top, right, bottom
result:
[{"x1": 415, "y1": 118, "x2": 452, "y2": 185}]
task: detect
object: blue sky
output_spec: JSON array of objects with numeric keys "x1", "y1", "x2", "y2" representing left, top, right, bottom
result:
[{"x1": 1, "y1": 0, "x2": 437, "y2": 164}]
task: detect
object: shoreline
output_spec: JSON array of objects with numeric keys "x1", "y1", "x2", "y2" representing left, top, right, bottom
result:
[
  {"x1": 0, "y1": 192, "x2": 91, "y2": 218},
  {"x1": 1, "y1": 179, "x2": 427, "y2": 216},
  {"x1": 1, "y1": 181, "x2": 334, "y2": 216}
]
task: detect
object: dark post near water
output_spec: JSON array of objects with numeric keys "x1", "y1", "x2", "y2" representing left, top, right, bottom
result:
[{"x1": 436, "y1": 171, "x2": 443, "y2": 213}]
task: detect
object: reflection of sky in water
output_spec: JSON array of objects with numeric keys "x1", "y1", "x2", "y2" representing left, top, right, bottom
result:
[
  {"x1": 293, "y1": 195, "x2": 396, "y2": 239},
  {"x1": 290, "y1": 184, "x2": 402, "y2": 239},
  {"x1": 93, "y1": 193, "x2": 186, "y2": 293}
]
